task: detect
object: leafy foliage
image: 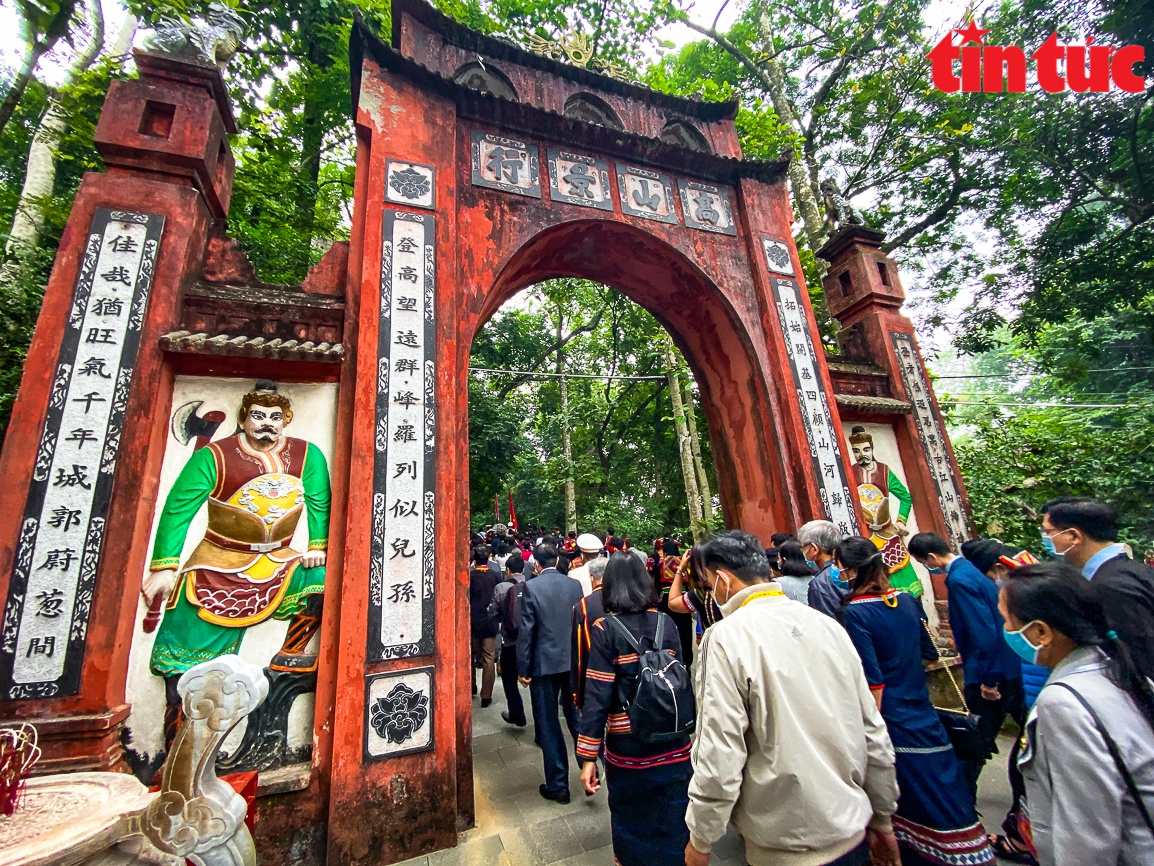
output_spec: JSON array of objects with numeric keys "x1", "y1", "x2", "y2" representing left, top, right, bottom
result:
[{"x1": 468, "y1": 281, "x2": 714, "y2": 540}]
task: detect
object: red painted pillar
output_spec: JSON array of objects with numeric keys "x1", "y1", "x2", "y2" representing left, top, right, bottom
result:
[
  {"x1": 0, "y1": 51, "x2": 234, "y2": 772},
  {"x1": 734, "y1": 176, "x2": 863, "y2": 536},
  {"x1": 817, "y1": 227, "x2": 972, "y2": 552}
]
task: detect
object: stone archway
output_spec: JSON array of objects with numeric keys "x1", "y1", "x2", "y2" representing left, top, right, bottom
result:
[{"x1": 477, "y1": 219, "x2": 793, "y2": 538}]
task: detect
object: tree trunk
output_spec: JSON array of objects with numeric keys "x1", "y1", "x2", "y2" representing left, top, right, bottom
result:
[
  {"x1": 5, "y1": 0, "x2": 111, "y2": 259},
  {"x1": 557, "y1": 305, "x2": 577, "y2": 533},
  {"x1": 664, "y1": 339, "x2": 705, "y2": 541},
  {"x1": 682, "y1": 379, "x2": 714, "y2": 527},
  {"x1": 291, "y1": 90, "x2": 324, "y2": 280}
]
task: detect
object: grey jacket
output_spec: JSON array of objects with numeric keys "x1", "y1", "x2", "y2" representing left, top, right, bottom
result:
[{"x1": 1021, "y1": 646, "x2": 1154, "y2": 866}]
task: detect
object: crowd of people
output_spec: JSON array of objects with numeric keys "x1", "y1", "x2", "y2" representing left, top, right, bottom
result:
[{"x1": 466, "y1": 497, "x2": 1154, "y2": 866}]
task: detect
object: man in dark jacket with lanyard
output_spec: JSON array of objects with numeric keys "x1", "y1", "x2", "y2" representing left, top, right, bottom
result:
[
  {"x1": 909, "y1": 531, "x2": 1024, "y2": 799},
  {"x1": 517, "y1": 543, "x2": 584, "y2": 804},
  {"x1": 1041, "y1": 497, "x2": 1154, "y2": 683}
]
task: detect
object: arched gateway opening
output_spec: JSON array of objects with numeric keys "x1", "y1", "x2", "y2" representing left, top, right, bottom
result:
[
  {"x1": 477, "y1": 220, "x2": 787, "y2": 536},
  {"x1": 0, "y1": 0, "x2": 975, "y2": 864}
]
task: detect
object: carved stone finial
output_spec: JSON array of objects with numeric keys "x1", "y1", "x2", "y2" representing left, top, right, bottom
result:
[
  {"x1": 133, "y1": 655, "x2": 268, "y2": 866},
  {"x1": 820, "y1": 178, "x2": 865, "y2": 231},
  {"x1": 525, "y1": 32, "x2": 634, "y2": 82},
  {"x1": 143, "y1": 3, "x2": 246, "y2": 68}
]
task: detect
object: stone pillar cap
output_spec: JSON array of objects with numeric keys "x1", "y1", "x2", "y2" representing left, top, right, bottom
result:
[
  {"x1": 133, "y1": 48, "x2": 238, "y2": 133},
  {"x1": 816, "y1": 226, "x2": 888, "y2": 264}
]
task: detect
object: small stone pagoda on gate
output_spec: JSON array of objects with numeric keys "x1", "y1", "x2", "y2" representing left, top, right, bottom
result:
[{"x1": 0, "y1": 1, "x2": 973, "y2": 864}]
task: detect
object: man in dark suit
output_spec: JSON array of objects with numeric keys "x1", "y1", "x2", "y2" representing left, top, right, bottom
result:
[
  {"x1": 1041, "y1": 497, "x2": 1154, "y2": 682},
  {"x1": 517, "y1": 542, "x2": 584, "y2": 803},
  {"x1": 910, "y1": 531, "x2": 1024, "y2": 798}
]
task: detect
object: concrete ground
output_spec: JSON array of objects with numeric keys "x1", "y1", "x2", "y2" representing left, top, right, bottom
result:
[{"x1": 394, "y1": 674, "x2": 1020, "y2": 866}]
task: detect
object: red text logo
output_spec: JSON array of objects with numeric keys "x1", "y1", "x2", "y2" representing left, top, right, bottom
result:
[{"x1": 928, "y1": 22, "x2": 1147, "y2": 94}]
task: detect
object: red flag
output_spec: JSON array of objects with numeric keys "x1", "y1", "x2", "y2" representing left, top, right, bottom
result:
[
  {"x1": 495, "y1": 494, "x2": 500, "y2": 524},
  {"x1": 508, "y1": 489, "x2": 518, "y2": 532}
]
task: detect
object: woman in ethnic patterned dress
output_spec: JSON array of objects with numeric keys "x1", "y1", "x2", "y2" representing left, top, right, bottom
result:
[
  {"x1": 836, "y1": 537, "x2": 995, "y2": 866},
  {"x1": 575, "y1": 553, "x2": 691, "y2": 866}
]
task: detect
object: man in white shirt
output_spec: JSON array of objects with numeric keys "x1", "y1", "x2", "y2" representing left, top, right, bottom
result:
[
  {"x1": 564, "y1": 533, "x2": 602, "y2": 597},
  {"x1": 685, "y1": 530, "x2": 900, "y2": 866}
]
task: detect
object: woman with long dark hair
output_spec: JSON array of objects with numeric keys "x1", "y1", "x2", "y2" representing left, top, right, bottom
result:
[
  {"x1": 575, "y1": 552, "x2": 692, "y2": 866},
  {"x1": 1000, "y1": 562, "x2": 1154, "y2": 865},
  {"x1": 776, "y1": 539, "x2": 817, "y2": 605},
  {"x1": 836, "y1": 536, "x2": 994, "y2": 865},
  {"x1": 666, "y1": 544, "x2": 723, "y2": 631}
]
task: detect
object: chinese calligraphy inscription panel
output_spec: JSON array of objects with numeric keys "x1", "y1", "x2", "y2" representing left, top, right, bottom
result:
[
  {"x1": 676, "y1": 179, "x2": 736, "y2": 236},
  {"x1": 547, "y1": 149, "x2": 612, "y2": 212},
  {"x1": 768, "y1": 274, "x2": 856, "y2": 536},
  {"x1": 470, "y1": 132, "x2": 541, "y2": 198},
  {"x1": 368, "y1": 209, "x2": 436, "y2": 662},
  {"x1": 890, "y1": 332, "x2": 969, "y2": 549},
  {"x1": 364, "y1": 665, "x2": 434, "y2": 762},
  {"x1": 616, "y1": 164, "x2": 678, "y2": 224},
  {"x1": 0, "y1": 208, "x2": 164, "y2": 699}
]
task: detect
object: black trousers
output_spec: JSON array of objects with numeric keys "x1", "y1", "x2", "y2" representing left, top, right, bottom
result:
[
  {"x1": 530, "y1": 671, "x2": 578, "y2": 794},
  {"x1": 499, "y1": 643, "x2": 526, "y2": 724},
  {"x1": 962, "y1": 677, "x2": 1024, "y2": 800}
]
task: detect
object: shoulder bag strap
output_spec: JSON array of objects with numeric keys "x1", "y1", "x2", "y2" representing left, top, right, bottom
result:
[
  {"x1": 1051, "y1": 681, "x2": 1154, "y2": 835},
  {"x1": 921, "y1": 617, "x2": 970, "y2": 713},
  {"x1": 605, "y1": 613, "x2": 643, "y2": 654},
  {"x1": 655, "y1": 610, "x2": 665, "y2": 649}
]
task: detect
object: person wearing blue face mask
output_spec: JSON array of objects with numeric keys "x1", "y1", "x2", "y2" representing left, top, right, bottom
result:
[
  {"x1": 799, "y1": 520, "x2": 848, "y2": 617},
  {"x1": 909, "y1": 532, "x2": 1024, "y2": 801},
  {"x1": 999, "y1": 562, "x2": 1154, "y2": 866},
  {"x1": 1039, "y1": 497, "x2": 1154, "y2": 687}
]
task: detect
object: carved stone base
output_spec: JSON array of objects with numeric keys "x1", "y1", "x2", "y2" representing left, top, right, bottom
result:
[{"x1": 215, "y1": 668, "x2": 316, "y2": 775}]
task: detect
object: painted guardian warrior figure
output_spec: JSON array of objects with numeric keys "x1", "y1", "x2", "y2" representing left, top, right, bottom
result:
[
  {"x1": 141, "y1": 381, "x2": 331, "y2": 749},
  {"x1": 848, "y1": 426, "x2": 921, "y2": 597}
]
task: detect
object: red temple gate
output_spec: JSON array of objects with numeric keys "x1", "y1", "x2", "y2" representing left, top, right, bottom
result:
[{"x1": 0, "y1": 2, "x2": 973, "y2": 864}]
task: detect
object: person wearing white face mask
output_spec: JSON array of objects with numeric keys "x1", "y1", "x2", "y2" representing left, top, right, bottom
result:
[
  {"x1": 1039, "y1": 497, "x2": 1154, "y2": 685},
  {"x1": 999, "y1": 562, "x2": 1154, "y2": 866},
  {"x1": 684, "y1": 530, "x2": 900, "y2": 866}
]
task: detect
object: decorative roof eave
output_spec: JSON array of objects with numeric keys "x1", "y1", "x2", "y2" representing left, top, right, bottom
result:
[
  {"x1": 383, "y1": 0, "x2": 739, "y2": 122},
  {"x1": 834, "y1": 394, "x2": 913, "y2": 415},
  {"x1": 349, "y1": 19, "x2": 790, "y2": 188},
  {"x1": 160, "y1": 331, "x2": 345, "y2": 363}
]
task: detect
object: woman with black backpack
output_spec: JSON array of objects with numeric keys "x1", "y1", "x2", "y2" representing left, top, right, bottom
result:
[{"x1": 575, "y1": 552, "x2": 695, "y2": 866}]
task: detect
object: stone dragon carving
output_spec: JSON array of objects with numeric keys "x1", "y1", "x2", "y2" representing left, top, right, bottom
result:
[{"x1": 143, "y1": 4, "x2": 246, "y2": 68}]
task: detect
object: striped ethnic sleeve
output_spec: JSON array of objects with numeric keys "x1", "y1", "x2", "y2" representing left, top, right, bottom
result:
[{"x1": 575, "y1": 616, "x2": 616, "y2": 765}]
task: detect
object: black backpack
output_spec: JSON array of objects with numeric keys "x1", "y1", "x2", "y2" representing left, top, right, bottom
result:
[
  {"x1": 606, "y1": 612, "x2": 696, "y2": 743},
  {"x1": 500, "y1": 580, "x2": 525, "y2": 640}
]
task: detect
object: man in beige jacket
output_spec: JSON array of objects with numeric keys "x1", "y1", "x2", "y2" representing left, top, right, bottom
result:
[{"x1": 685, "y1": 530, "x2": 900, "y2": 866}]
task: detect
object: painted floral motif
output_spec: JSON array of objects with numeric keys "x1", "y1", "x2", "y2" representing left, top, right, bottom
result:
[
  {"x1": 389, "y1": 167, "x2": 431, "y2": 201},
  {"x1": 370, "y1": 682, "x2": 429, "y2": 744}
]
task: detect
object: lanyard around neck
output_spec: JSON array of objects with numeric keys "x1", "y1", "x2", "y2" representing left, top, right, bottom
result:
[{"x1": 740, "y1": 588, "x2": 784, "y2": 608}]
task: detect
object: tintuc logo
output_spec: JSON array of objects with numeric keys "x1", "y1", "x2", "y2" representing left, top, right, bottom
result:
[{"x1": 928, "y1": 22, "x2": 1147, "y2": 94}]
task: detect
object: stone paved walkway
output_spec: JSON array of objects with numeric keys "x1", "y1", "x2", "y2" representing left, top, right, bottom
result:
[{"x1": 393, "y1": 672, "x2": 1016, "y2": 866}]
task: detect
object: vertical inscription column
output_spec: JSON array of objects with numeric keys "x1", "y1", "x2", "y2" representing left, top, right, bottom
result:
[
  {"x1": 767, "y1": 270, "x2": 857, "y2": 537},
  {"x1": 890, "y1": 332, "x2": 970, "y2": 548},
  {"x1": 0, "y1": 208, "x2": 164, "y2": 699},
  {"x1": 365, "y1": 209, "x2": 437, "y2": 753}
]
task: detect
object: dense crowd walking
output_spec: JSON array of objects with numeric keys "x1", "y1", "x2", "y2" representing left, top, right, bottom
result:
[{"x1": 467, "y1": 496, "x2": 1154, "y2": 866}]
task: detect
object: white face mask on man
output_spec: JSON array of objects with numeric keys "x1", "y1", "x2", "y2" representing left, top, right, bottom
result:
[{"x1": 710, "y1": 570, "x2": 732, "y2": 605}]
